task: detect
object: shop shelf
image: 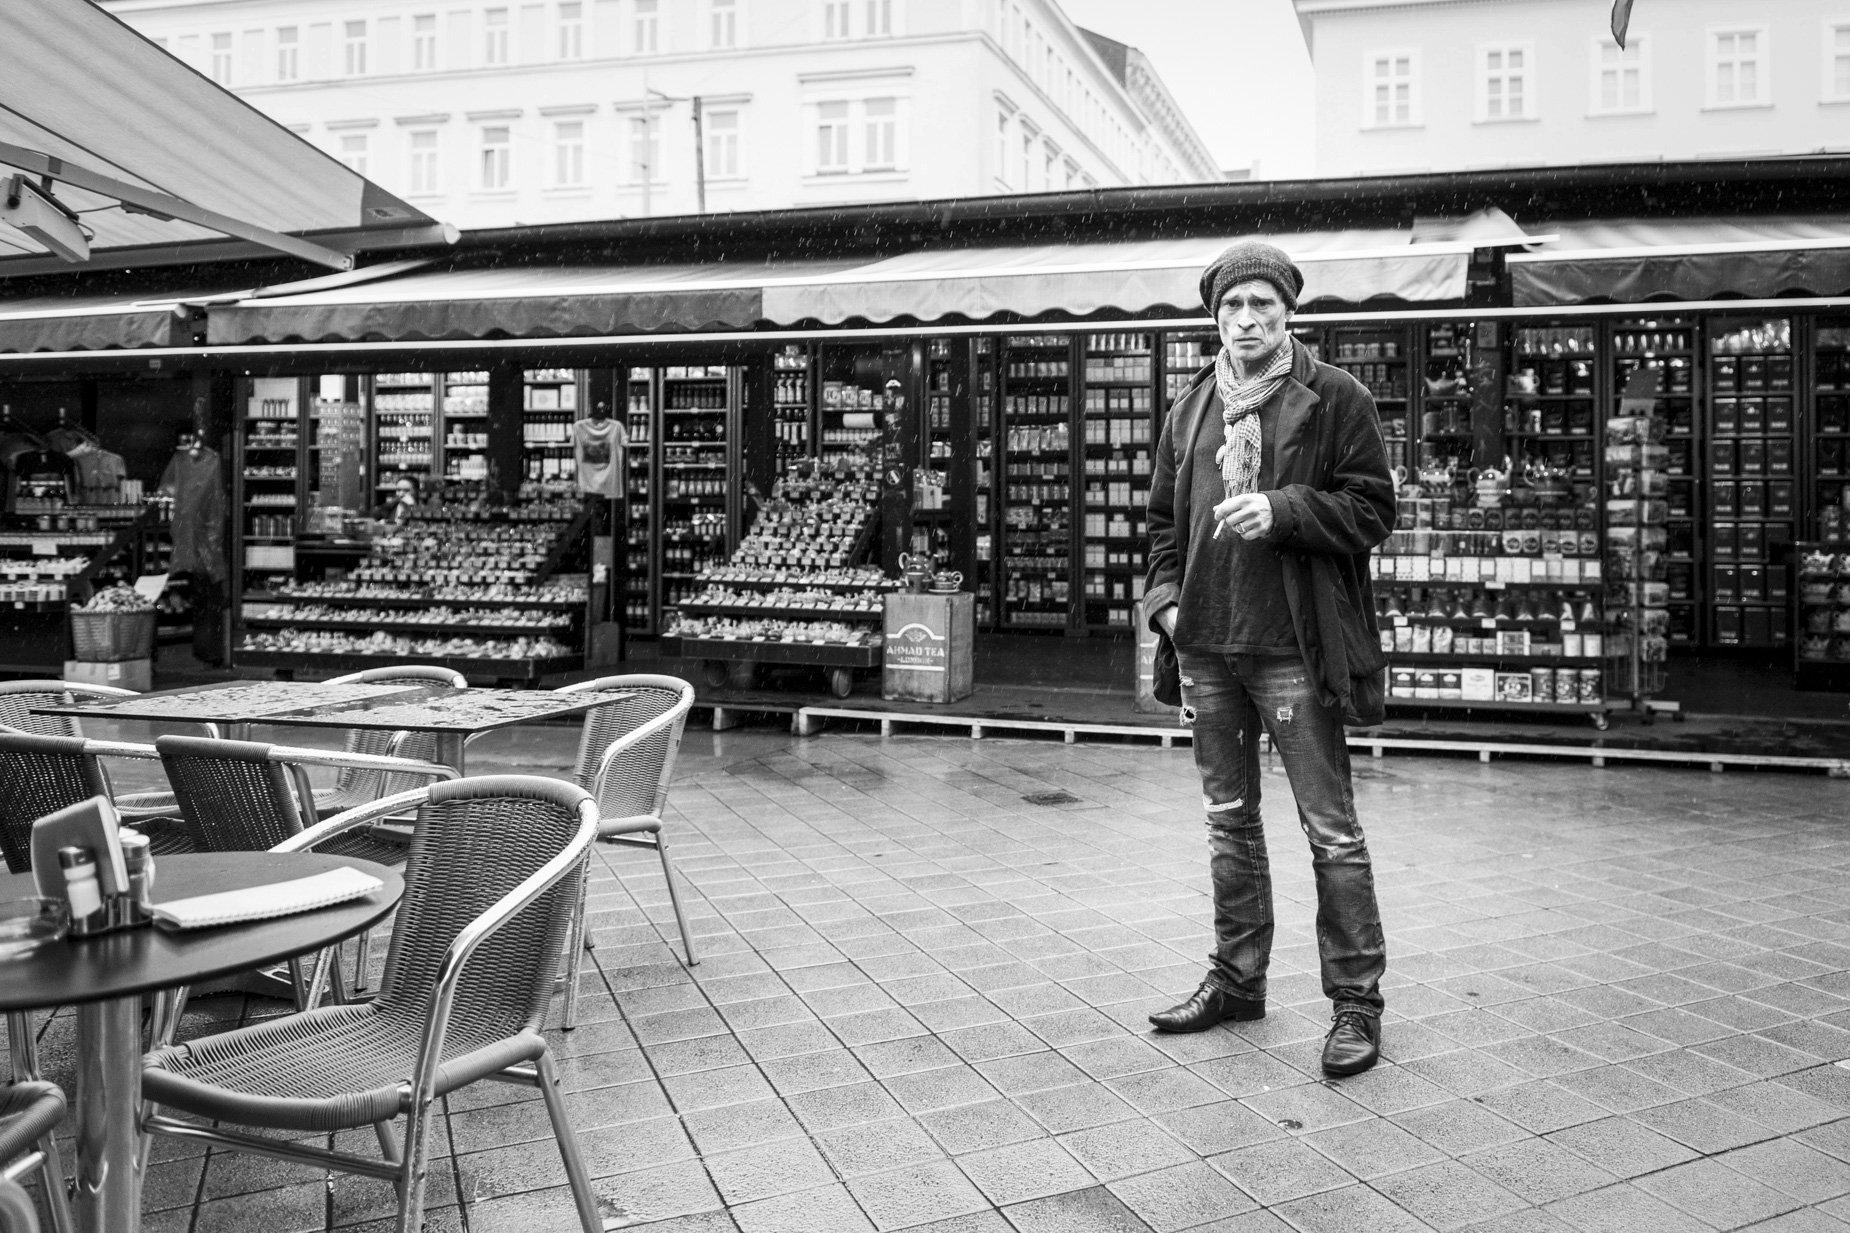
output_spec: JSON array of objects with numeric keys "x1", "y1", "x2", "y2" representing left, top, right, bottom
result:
[
  {"x1": 236, "y1": 649, "x2": 582, "y2": 681},
  {"x1": 660, "y1": 635, "x2": 881, "y2": 669}
]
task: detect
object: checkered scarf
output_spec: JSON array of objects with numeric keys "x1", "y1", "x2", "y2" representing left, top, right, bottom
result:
[{"x1": 1213, "y1": 339, "x2": 1293, "y2": 498}]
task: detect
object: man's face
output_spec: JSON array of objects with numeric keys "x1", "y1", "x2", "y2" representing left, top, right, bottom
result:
[
  {"x1": 396, "y1": 481, "x2": 415, "y2": 501},
  {"x1": 1215, "y1": 280, "x2": 1292, "y2": 367}
]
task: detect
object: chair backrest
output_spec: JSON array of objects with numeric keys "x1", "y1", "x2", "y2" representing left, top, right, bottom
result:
[
  {"x1": 558, "y1": 675, "x2": 693, "y2": 820},
  {"x1": 374, "y1": 776, "x2": 592, "y2": 1039},
  {"x1": 155, "y1": 735, "x2": 307, "y2": 853},
  {"x1": 0, "y1": 731, "x2": 109, "y2": 874},
  {"x1": 0, "y1": 681, "x2": 136, "y2": 739},
  {"x1": 327, "y1": 666, "x2": 469, "y2": 689}
]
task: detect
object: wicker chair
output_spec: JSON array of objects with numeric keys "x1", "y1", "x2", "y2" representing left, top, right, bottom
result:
[
  {"x1": 553, "y1": 674, "x2": 698, "y2": 1029},
  {"x1": 0, "y1": 1081, "x2": 71, "y2": 1233},
  {"x1": 153, "y1": 734, "x2": 458, "y2": 1005},
  {"x1": 0, "y1": 732, "x2": 185, "y2": 876},
  {"x1": 142, "y1": 776, "x2": 605, "y2": 1233},
  {"x1": 314, "y1": 667, "x2": 469, "y2": 817}
]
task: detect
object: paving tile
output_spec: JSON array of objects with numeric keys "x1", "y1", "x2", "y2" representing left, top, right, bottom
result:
[
  {"x1": 847, "y1": 1159, "x2": 990, "y2": 1232},
  {"x1": 1268, "y1": 1183, "x2": 1434, "y2": 1233},
  {"x1": 731, "y1": 1183, "x2": 875, "y2": 1233},
  {"x1": 1210, "y1": 1136, "x2": 1356, "y2": 1206},
  {"x1": 1474, "y1": 1079, "x2": 1608, "y2": 1134},
  {"x1": 1543, "y1": 1116, "x2": 1699, "y2": 1179},
  {"x1": 956, "y1": 1137, "x2": 1095, "y2": 1207},
  {"x1": 1390, "y1": 1099, "x2": 1529, "y2": 1156},
  {"x1": 704, "y1": 1137, "x2": 837, "y2": 1206},
  {"x1": 920, "y1": 1098, "x2": 1046, "y2": 1155},
  {"x1": 1542, "y1": 1182, "x2": 1713, "y2": 1233},
  {"x1": 1107, "y1": 1161, "x2": 1256, "y2": 1232},
  {"x1": 1001, "y1": 1185, "x2": 1156, "y2": 1233},
  {"x1": 1058, "y1": 1120, "x2": 1197, "y2": 1182},
  {"x1": 816, "y1": 1116, "x2": 947, "y2": 1179},
  {"x1": 1302, "y1": 1116, "x2": 1445, "y2": 1180},
  {"x1": 670, "y1": 1098, "x2": 804, "y2": 1158},
  {"x1": 1461, "y1": 1136, "x2": 1619, "y2": 1205},
  {"x1": 785, "y1": 1080, "x2": 908, "y2": 1133},
  {"x1": 1372, "y1": 1160, "x2": 1528, "y2": 1231},
  {"x1": 1717, "y1": 1138, "x2": 1850, "y2": 1203},
  {"x1": 1634, "y1": 1157, "x2": 1801, "y2": 1230}
]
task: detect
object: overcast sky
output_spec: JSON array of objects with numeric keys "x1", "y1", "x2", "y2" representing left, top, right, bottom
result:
[{"x1": 1055, "y1": 0, "x2": 1317, "y2": 181}]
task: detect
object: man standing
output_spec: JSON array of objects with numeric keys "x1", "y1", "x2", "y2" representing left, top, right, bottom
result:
[{"x1": 1143, "y1": 240, "x2": 1396, "y2": 1076}]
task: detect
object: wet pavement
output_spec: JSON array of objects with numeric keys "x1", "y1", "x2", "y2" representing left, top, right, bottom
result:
[{"x1": 11, "y1": 719, "x2": 1850, "y2": 1232}]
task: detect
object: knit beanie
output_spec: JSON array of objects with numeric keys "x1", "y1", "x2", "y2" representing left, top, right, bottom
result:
[{"x1": 1199, "y1": 240, "x2": 1304, "y2": 314}]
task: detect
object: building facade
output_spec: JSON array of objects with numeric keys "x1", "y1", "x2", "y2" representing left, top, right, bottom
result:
[
  {"x1": 1295, "y1": 0, "x2": 1850, "y2": 177},
  {"x1": 101, "y1": 0, "x2": 1220, "y2": 228}
]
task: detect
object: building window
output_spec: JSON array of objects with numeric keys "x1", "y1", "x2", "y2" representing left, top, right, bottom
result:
[
  {"x1": 1709, "y1": 27, "x2": 1767, "y2": 107},
  {"x1": 1478, "y1": 43, "x2": 1532, "y2": 121},
  {"x1": 822, "y1": 0, "x2": 850, "y2": 41},
  {"x1": 210, "y1": 32, "x2": 233, "y2": 83},
  {"x1": 1363, "y1": 49, "x2": 1418, "y2": 128},
  {"x1": 865, "y1": 0, "x2": 891, "y2": 38},
  {"x1": 816, "y1": 101, "x2": 850, "y2": 172},
  {"x1": 409, "y1": 130, "x2": 440, "y2": 194},
  {"x1": 343, "y1": 21, "x2": 367, "y2": 76},
  {"x1": 863, "y1": 97, "x2": 896, "y2": 169},
  {"x1": 480, "y1": 126, "x2": 510, "y2": 189},
  {"x1": 635, "y1": 0, "x2": 659, "y2": 54},
  {"x1": 629, "y1": 114, "x2": 660, "y2": 183},
  {"x1": 1020, "y1": 126, "x2": 1035, "y2": 189},
  {"x1": 412, "y1": 15, "x2": 437, "y2": 70},
  {"x1": 1827, "y1": 22, "x2": 1850, "y2": 102},
  {"x1": 711, "y1": 0, "x2": 737, "y2": 49},
  {"x1": 484, "y1": 8, "x2": 509, "y2": 65},
  {"x1": 1063, "y1": 158, "x2": 1078, "y2": 191},
  {"x1": 1591, "y1": 36, "x2": 1649, "y2": 113},
  {"x1": 338, "y1": 133, "x2": 368, "y2": 176},
  {"x1": 558, "y1": 2, "x2": 583, "y2": 59},
  {"x1": 1042, "y1": 140, "x2": 1058, "y2": 191},
  {"x1": 551, "y1": 120, "x2": 585, "y2": 186},
  {"x1": 995, "y1": 108, "x2": 1011, "y2": 187},
  {"x1": 705, "y1": 109, "x2": 739, "y2": 177},
  {"x1": 276, "y1": 26, "x2": 298, "y2": 80}
]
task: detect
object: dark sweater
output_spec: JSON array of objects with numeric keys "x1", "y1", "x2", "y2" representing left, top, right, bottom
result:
[{"x1": 1172, "y1": 395, "x2": 1297, "y2": 655}]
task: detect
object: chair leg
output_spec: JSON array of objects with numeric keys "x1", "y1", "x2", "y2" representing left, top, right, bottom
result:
[
  {"x1": 374, "y1": 1119, "x2": 401, "y2": 1164},
  {"x1": 395, "y1": 1097, "x2": 438, "y2": 1233},
  {"x1": 35, "y1": 1132, "x2": 74, "y2": 1233},
  {"x1": 656, "y1": 834, "x2": 698, "y2": 967},
  {"x1": 353, "y1": 928, "x2": 373, "y2": 993},
  {"x1": 6, "y1": 1011, "x2": 39, "y2": 1081},
  {"x1": 534, "y1": 1050, "x2": 603, "y2": 1233},
  {"x1": 562, "y1": 863, "x2": 588, "y2": 1032}
]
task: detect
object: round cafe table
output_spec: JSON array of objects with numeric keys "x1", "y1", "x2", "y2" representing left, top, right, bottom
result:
[{"x1": 0, "y1": 852, "x2": 403, "y2": 1233}]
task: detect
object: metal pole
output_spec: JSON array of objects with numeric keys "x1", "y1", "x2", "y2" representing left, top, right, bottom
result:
[
  {"x1": 74, "y1": 997, "x2": 142, "y2": 1233},
  {"x1": 693, "y1": 96, "x2": 706, "y2": 214}
]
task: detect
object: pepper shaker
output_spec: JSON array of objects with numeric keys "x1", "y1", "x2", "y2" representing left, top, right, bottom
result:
[{"x1": 59, "y1": 846, "x2": 106, "y2": 934}]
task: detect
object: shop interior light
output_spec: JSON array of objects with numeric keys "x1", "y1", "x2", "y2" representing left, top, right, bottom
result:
[{"x1": 1, "y1": 173, "x2": 88, "y2": 264}]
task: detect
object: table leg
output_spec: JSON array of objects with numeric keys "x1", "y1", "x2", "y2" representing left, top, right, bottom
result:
[
  {"x1": 74, "y1": 996, "x2": 142, "y2": 1233},
  {"x1": 434, "y1": 732, "x2": 465, "y2": 775}
]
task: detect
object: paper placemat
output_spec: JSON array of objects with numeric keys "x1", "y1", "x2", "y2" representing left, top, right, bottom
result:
[{"x1": 151, "y1": 865, "x2": 384, "y2": 931}]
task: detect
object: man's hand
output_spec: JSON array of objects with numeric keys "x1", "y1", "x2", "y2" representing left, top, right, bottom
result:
[
  {"x1": 1156, "y1": 605, "x2": 1177, "y2": 637},
  {"x1": 1213, "y1": 492, "x2": 1274, "y2": 541}
]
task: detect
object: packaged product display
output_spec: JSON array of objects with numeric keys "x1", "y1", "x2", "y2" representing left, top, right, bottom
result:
[
  {"x1": 1604, "y1": 335, "x2": 1673, "y2": 706},
  {"x1": 1816, "y1": 324, "x2": 1850, "y2": 547}
]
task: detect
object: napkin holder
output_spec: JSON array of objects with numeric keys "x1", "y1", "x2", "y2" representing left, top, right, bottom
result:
[{"x1": 31, "y1": 795, "x2": 154, "y2": 936}]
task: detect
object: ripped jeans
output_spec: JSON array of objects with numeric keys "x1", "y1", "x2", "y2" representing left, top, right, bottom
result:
[{"x1": 1177, "y1": 650, "x2": 1385, "y2": 1017}]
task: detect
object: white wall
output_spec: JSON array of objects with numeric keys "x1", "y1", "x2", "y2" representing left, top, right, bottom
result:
[
  {"x1": 1303, "y1": 0, "x2": 1850, "y2": 177},
  {"x1": 104, "y1": 0, "x2": 1222, "y2": 229}
]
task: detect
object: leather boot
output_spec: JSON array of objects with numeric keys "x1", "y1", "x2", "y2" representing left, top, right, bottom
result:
[
  {"x1": 1321, "y1": 1010, "x2": 1381, "y2": 1076},
  {"x1": 1149, "y1": 981, "x2": 1265, "y2": 1032}
]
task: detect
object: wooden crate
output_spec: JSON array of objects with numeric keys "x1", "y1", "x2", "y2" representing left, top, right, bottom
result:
[{"x1": 883, "y1": 592, "x2": 974, "y2": 703}]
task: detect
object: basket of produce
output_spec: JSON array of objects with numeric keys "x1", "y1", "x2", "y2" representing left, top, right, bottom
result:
[{"x1": 70, "y1": 586, "x2": 157, "y2": 662}]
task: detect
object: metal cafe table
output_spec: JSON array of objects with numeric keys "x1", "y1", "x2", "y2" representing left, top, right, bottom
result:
[
  {"x1": 34, "y1": 680, "x2": 633, "y2": 772},
  {"x1": 0, "y1": 852, "x2": 402, "y2": 1233}
]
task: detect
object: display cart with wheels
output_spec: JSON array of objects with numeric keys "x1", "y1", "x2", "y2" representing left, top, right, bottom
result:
[
  {"x1": 1603, "y1": 338, "x2": 1676, "y2": 724},
  {"x1": 660, "y1": 456, "x2": 896, "y2": 698}
]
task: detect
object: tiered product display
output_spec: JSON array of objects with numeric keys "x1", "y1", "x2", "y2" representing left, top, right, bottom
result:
[
  {"x1": 1374, "y1": 475, "x2": 1609, "y2": 723},
  {"x1": 1797, "y1": 545, "x2": 1850, "y2": 686},
  {"x1": 1000, "y1": 334, "x2": 1072, "y2": 628},
  {"x1": 971, "y1": 338, "x2": 998, "y2": 627},
  {"x1": 660, "y1": 366, "x2": 732, "y2": 622},
  {"x1": 1705, "y1": 318, "x2": 1794, "y2": 648},
  {"x1": 912, "y1": 339, "x2": 956, "y2": 572},
  {"x1": 241, "y1": 378, "x2": 300, "y2": 582},
  {"x1": 624, "y1": 368, "x2": 656, "y2": 633},
  {"x1": 663, "y1": 455, "x2": 894, "y2": 696},
  {"x1": 237, "y1": 489, "x2": 588, "y2": 680},
  {"x1": 1329, "y1": 326, "x2": 1408, "y2": 469},
  {"x1": 1605, "y1": 320, "x2": 1699, "y2": 644},
  {"x1": 1418, "y1": 321, "x2": 1478, "y2": 473},
  {"x1": 773, "y1": 345, "x2": 811, "y2": 465},
  {"x1": 1508, "y1": 326, "x2": 1599, "y2": 485},
  {"x1": 1816, "y1": 322, "x2": 1850, "y2": 547},
  {"x1": 440, "y1": 371, "x2": 490, "y2": 483},
  {"x1": 1605, "y1": 354, "x2": 1672, "y2": 711},
  {"x1": 1079, "y1": 332, "x2": 1154, "y2": 629},
  {"x1": 371, "y1": 372, "x2": 435, "y2": 495},
  {"x1": 522, "y1": 368, "x2": 579, "y2": 483}
]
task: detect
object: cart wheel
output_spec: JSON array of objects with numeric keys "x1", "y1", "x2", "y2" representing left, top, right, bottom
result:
[
  {"x1": 1591, "y1": 713, "x2": 1610, "y2": 731},
  {"x1": 702, "y1": 660, "x2": 728, "y2": 687},
  {"x1": 829, "y1": 668, "x2": 853, "y2": 698},
  {"x1": 727, "y1": 661, "x2": 757, "y2": 690},
  {"x1": 1642, "y1": 710, "x2": 1655, "y2": 726}
]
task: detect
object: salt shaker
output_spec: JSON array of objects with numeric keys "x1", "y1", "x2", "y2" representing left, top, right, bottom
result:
[
  {"x1": 59, "y1": 846, "x2": 105, "y2": 930},
  {"x1": 120, "y1": 830, "x2": 155, "y2": 921}
]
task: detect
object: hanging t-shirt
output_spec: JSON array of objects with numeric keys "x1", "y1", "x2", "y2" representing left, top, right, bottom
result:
[
  {"x1": 573, "y1": 417, "x2": 626, "y2": 499},
  {"x1": 158, "y1": 447, "x2": 227, "y2": 581}
]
